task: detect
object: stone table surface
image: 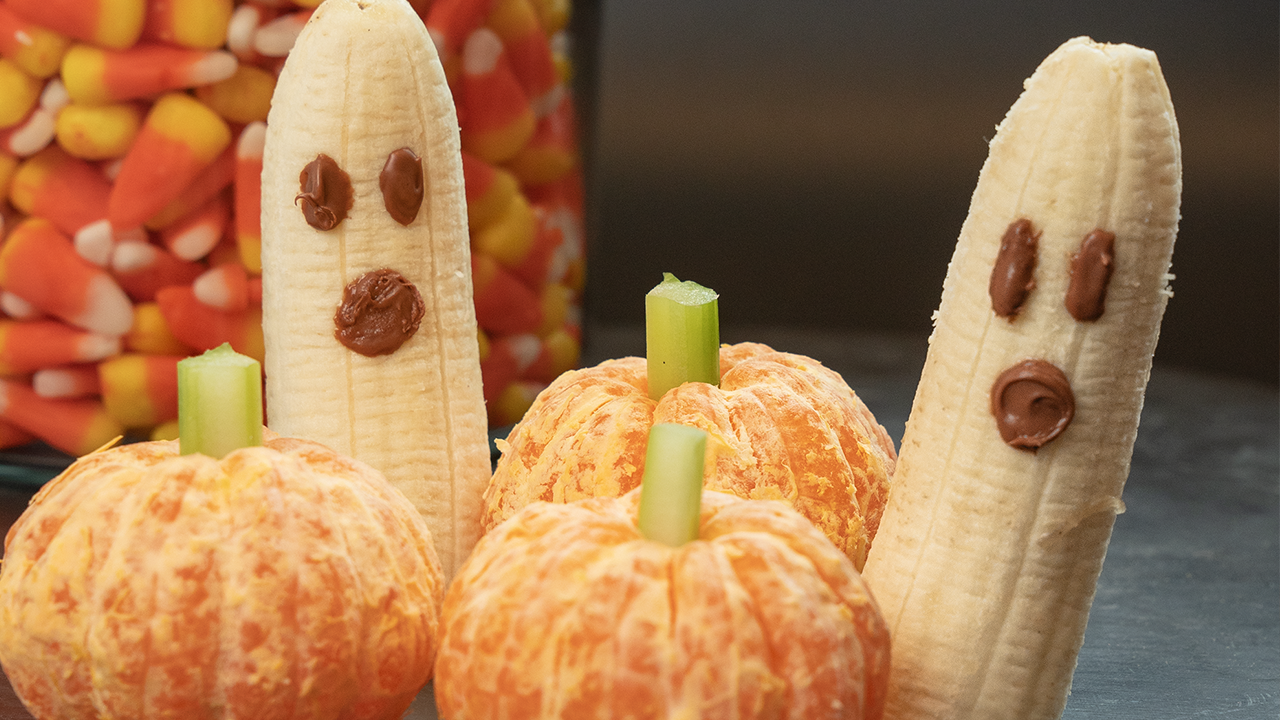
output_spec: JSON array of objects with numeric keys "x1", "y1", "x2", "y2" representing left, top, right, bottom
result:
[{"x1": 0, "y1": 326, "x2": 1274, "y2": 719}]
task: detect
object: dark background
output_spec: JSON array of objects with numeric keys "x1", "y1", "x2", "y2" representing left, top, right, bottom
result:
[{"x1": 571, "y1": 0, "x2": 1279, "y2": 385}]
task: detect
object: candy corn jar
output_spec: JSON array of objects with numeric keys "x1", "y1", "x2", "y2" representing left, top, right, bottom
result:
[{"x1": 0, "y1": 0, "x2": 591, "y2": 456}]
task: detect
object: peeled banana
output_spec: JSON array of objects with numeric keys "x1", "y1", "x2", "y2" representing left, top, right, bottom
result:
[
  {"x1": 260, "y1": 0, "x2": 491, "y2": 579},
  {"x1": 861, "y1": 37, "x2": 1181, "y2": 719}
]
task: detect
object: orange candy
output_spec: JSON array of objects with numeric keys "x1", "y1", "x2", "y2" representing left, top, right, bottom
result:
[
  {"x1": 233, "y1": 122, "x2": 264, "y2": 273},
  {"x1": 0, "y1": 319, "x2": 120, "y2": 375},
  {"x1": 458, "y1": 27, "x2": 535, "y2": 163},
  {"x1": 0, "y1": 377, "x2": 123, "y2": 455},
  {"x1": 0, "y1": 218, "x2": 133, "y2": 336},
  {"x1": 98, "y1": 352, "x2": 181, "y2": 428},
  {"x1": 155, "y1": 285, "x2": 263, "y2": 362},
  {"x1": 61, "y1": 43, "x2": 238, "y2": 105},
  {"x1": 0, "y1": 59, "x2": 43, "y2": 130},
  {"x1": 141, "y1": 0, "x2": 233, "y2": 50},
  {"x1": 8, "y1": 144, "x2": 111, "y2": 236},
  {"x1": 5, "y1": 0, "x2": 146, "y2": 51},
  {"x1": 108, "y1": 92, "x2": 232, "y2": 229},
  {"x1": 0, "y1": 4, "x2": 71, "y2": 78},
  {"x1": 53, "y1": 101, "x2": 145, "y2": 160}
]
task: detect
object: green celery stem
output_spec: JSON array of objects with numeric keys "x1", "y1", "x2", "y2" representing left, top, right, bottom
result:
[
  {"x1": 637, "y1": 423, "x2": 708, "y2": 547},
  {"x1": 645, "y1": 273, "x2": 720, "y2": 402},
  {"x1": 178, "y1": 343, "x2": 264, "y2": 458}
]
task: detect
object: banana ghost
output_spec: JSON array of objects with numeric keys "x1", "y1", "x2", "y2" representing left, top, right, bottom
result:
[
  {"x1": 261, "y1": 0, "x2": 490, "y2": 580},
  {"x1": 862, "y1": 37, "x2": 1181, "y2": 720}
]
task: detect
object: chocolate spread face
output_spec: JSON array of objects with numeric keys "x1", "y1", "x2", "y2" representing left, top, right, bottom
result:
[
  {"x1": 296, "y1": 154, "x2": 354, "y2": 231},
  {"x1": 334, "y1": 268, "x2": 425, "y2": 356},
  {"x1": 380, "y1": 147, "x2": 424, "y2": 226},
  {"x1": 990, "y1": 359, "x2": 1075, "y2": 451},
  {"x1": 1066, "y1": 229, "x2": 1116, "y2": 322},
  {"x1": 989, "y1": 218, "x2": 1040, "y2": 319}
]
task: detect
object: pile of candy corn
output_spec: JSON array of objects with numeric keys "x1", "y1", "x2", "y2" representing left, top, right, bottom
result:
[{"x1": 0, "y1": 0, "x2": 585, "y2": 456}]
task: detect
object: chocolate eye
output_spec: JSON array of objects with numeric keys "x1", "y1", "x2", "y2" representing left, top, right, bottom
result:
[
  {"x1": 989, "y1": 218, "x2": 1040, "y2": 319},
  {"x1": 1065, "y1": 229, "x2": 1116, "y2": 321},
  {"x1": 296, "y1": 154, "x2": 354, "y2": 231},
  {"x1": 380, "y1": 147, "x2": 424, "y2": 226}
]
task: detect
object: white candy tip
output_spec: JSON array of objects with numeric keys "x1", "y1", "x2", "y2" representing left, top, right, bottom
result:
[
  {"x1": 169, "y1": 226, "x2": 220, "y2": 261},
  {"x1": 75, "y1": 276, "x2": 134, "y2": 336},
  {"x1": 463, "y1": 28, "x2": 504, "y2": 75},
  {"x1": 73, "y1": 220, "x2": 116, "y2": 267},
  {"x1": 111, "y1": 241, "x2": 158, "y2": 273},
  {"x1": 191, "y1": 51, "x2": 240, "y2": 86}
]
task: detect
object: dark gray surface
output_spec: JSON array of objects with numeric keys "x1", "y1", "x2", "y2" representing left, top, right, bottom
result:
[{"x1": 0, "y1": 327, "x2": 1275, "y2": 719}]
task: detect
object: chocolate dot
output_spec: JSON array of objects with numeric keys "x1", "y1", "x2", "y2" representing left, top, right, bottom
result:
[
  {"x1": 380, "y1": 147, "x2": 424, "y2": 226},
  {"x1": 990, "y1": 359, "x2": 1075, "y2": 451},
  {"x1": 296, "y1": 154, "x2": 354, "y2": 231},
  {"x1": 334, "y1": 269, "x2": 425, "y2": 356},
  {"x1": 989, "y1": 218, "x2": 1040, "y2": 319}
]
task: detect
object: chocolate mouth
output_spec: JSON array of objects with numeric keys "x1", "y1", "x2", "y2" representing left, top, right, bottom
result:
[
  {"x1": 990, "y1": 359, "x2": 1075, "y2": 451},
  {"x1": 334, "y1": 268, "x2": 425, "y2": 356}
]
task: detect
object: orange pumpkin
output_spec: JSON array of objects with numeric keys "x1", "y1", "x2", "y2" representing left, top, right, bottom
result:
[
  {"x1": 485, "y1": 342, "x2": 898, "y2": 570},
  {"x1": 0, "y1": 434, "x2": 443, "y2": 720},
  {"x1": 436, "y1": 488, "x2": 890, "y2": 719}
]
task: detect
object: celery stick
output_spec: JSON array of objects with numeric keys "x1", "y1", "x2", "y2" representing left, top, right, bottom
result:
[
  {"x1": 645, "y1": 273, "x2": 719, "y2": 401},
  {"x1": 637, "y1": 423, "x2": 707, "y2": 546},
  {"x1": 178, "y1": 343, "x2": 263, "y2": 458}
]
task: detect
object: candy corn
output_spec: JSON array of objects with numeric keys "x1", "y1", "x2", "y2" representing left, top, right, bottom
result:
[
  {"x1": 0, "y1": 292, "x2": 42, "y2": 321},
  {"x1": 53, "y1": 101, "x2": 145, "y2": 160},
  {"x1": 425, "y1": 0, "x2": 493, "y2": 69},
  {"x1": 505, "y1": 93, "x2": 578, "y2": 186},
  {"x1": 191, "y1": 263, "x2": 250, "y2": 312},
  {"x1": 5, "y1": 0, "x2": 146, "y2": 50},
  {"x1": 472, "y1": 189, "x2": 536, "y2": 267},
  {"x1": 143, "y1": 143, "x2": 235, "y2": 231},
  {"x1": 0, "y1": 59, "x2": 43, "y2": 129},
  {"x1": 0, "y1": 377, "x2": 123, "y2": 456},
  {"x1": 234, "y1": 122, "x2": 264, "y2": 273},
  {"x1": 253, "y1": 9, "x2": 312, "y2": 57},
  {"x1": 0, "y1": 4, "x2": 71, "y2": 78},
  {"x1": 72, "y1": 219, "x2": 146, "y2": 267},
  {"x1": 195, "y1": 64, "x2": 276, "y2": 125},
  {"x1": 0, "y1": 105, "x2": 55, "y2": 157},
  {"x1": 462, "y1": 150, "x2": 520, "y2": 230},
  {"x1": 141, "y1": 0, "x2": 233, "y2": 50},
  {"x1": 225, "y1": 3, "x2": 279, "y2": 64},
  {"x1": 109, "y1": 240, "x2": 205, "y2": 302},
  {"x1": 61, "y1": 42, "x2": 238, "y2": 105},
  {"x1": 0, "y1": 218, "x2": 133, "y2": 336},
  {"x1": 98, "y1": 352, "x2": 180, "y2": 428},
  {"x1": 155, "y1": 285, "x2": 263, "y2": 362},
  {"x1": 486, "y1": 0, "x2": 559, "y2": 115},
  {"x1": 522, "y1": 324, "x2": 579, "y2": 383},
  {"x1": 509, "y1": 204, "x2": 562, "y2": 287},
  {"x1": 32, "y1": 364, "x2": 101, "y2": 398},
  {"x1": 472, "y1": 251, "x2": 543, "y2": 335},
  {"x1": 108, "y1": 92, "x2": 232, "y2": 229},
  {"x1": 459, "y1": 27, "x2": 536, "y2": 163},
  {"x1": 124, "y1": 301, "x2": 193, "y2": 355},
  {"x1": 8, "y1": 144, "x2": 111, "y2": 235},
  {"x1": 0, "y1": 319, "x2": 120, "y2": 375},
  {"x1": 1, "y1": 0, "x2": 587, "y2": 435},
  {"x1": 159, "y1": 191, "x2": 229, "y2": 261}
]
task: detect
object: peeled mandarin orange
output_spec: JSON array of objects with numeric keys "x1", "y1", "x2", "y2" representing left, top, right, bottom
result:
[
  {"x1": 436, "y1": 488, "x2": 890, "y2": 719},
  {"x1": 485, "y1": 342, "x2": 897, "y2": 570},
  {"x1": 0, "y1": 434, "x2": 443, "y2": 720}
]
